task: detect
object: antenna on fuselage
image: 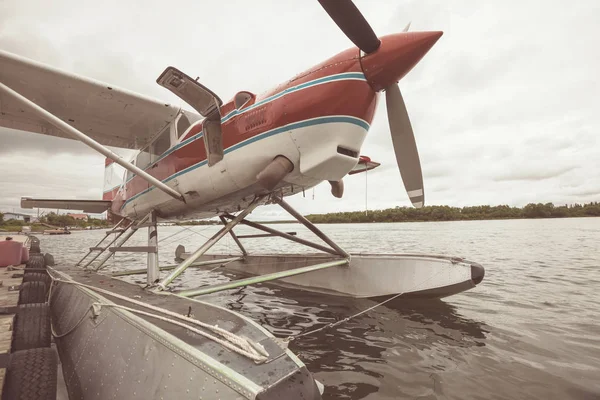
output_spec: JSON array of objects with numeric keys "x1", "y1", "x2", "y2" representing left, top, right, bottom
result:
[{"x1": 365, "y1": 164, "x2": 369, "y2": 216}]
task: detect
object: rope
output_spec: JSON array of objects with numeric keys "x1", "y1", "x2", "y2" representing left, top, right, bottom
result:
[
  {"x1": 48, "y1": 277, "x2": 91, "y2": 339},
  {"x1": 97, "y1": 303, "x2": 268, "y2": 362},
  {"x1": 48, "y1": 273, "x2": 269, "y2": 363},
  {"x1": 158, "y1": 229, "x2": 186, "y2": 244},
  {"x1": 158, "y1": 224, "x2": 221, "y2": 249},
  {"x1": 51, "y1": 304, "x2": 94, "y2": 338},
  {"x1": 169, "y1": 224, "x2": 214, "y2": 241},
  {"x1": 283, "y1": 291, "x2": 404, "y2": 343},
  {"x1": 283, "y1": 271, "x2": 440, "y2": 343}
]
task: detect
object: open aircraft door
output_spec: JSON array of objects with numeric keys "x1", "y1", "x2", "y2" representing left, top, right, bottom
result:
[{"x1": 157, "y1": 67, "x2": 224, "y2": 166}]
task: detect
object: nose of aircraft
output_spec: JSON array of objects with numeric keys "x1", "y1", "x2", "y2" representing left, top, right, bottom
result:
[{"x1": 360, "y1": 31, "x2": 443, "y2": 91}]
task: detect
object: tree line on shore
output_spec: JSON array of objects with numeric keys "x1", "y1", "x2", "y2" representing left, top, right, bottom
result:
[
  {"x1": 0, "y1": 211, "x2": 110, "y2": 231},
  {"x1": 2, "y1": 202, "x2": 598, "y2": 229},
  {"x1": 305, "y1": 202, "x2": 600, "y2": 224}
]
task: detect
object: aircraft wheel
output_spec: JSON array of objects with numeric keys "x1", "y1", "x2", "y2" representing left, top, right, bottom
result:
[
  {"x1": 12, "y1": 304, "x2": 51, "y2": 351},
  {"x1": 3, "y1": 348, "x2": 58, "y2": 400},
  {"x1": 18, "y1": 281, "x2": 47, "y2": 305}
]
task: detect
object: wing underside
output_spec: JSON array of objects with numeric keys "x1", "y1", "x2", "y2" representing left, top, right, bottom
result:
[
  {"x1": 0, "y1": 49, "x2": 180, "y2": 149},
  {"x1": 21, "y1": 197, "x2": 111, "y2": 214}
]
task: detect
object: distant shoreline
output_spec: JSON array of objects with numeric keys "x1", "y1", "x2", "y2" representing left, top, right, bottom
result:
[
  {"x1": 173, "y1": 202, "x2": 600, "y2": 225},
  {"x1": 304, "y1": 202, "x2": 600, "y2": 224},
  {"x1": 302, "y1": 215, "x2": 599, "y2": 224}
]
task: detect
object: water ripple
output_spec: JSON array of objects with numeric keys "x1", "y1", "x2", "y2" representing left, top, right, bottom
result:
[{"x1": 40, "y1": 217, "x2": 600, "y2": 399}]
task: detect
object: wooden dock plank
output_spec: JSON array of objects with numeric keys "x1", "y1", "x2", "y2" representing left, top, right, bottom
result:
[{"x1": 0, "y1": 264, "x2": 24, "y2": 395}]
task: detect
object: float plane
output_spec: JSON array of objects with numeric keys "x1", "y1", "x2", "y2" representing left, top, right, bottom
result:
[{"x1": 0, "y1": 0, "x2": 484, "y2": 298}]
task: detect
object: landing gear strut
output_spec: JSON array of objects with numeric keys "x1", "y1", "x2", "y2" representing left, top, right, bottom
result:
[{"x1": 155, "y1": 194, "x2": 350, "y2": 294}]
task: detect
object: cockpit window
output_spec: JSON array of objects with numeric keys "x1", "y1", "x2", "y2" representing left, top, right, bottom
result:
[
  {"x1": 177, "y1": 113, "x2": 191, "y2": 138},
  {"x1": 136, "y1": 148, "x2": 151, "y2": 171},
  {"x1": 126, "y1": 160, "x2": 136, "y2": 181},
  {"x1": 151, "y1": 126, "x2": 171, "y2": 161}
]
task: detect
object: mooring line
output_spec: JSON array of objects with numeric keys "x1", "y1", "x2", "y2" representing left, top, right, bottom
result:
[
  {"x1": 98, "y1": 302, "x2": 268, "y2": 362},
  {"x1": 51, "y1": 304, "x2": 95, "y2": 338},
  {"x1": 283, "y1": 273, "x2": 439, "y2": 343},
  {"x1": 283, "y1": 291, "x2": 405, "y2": 343}
]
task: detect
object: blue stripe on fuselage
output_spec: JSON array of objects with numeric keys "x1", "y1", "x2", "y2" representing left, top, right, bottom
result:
[
  {"x1": 114, "y1": 71, "x2": 367, "y2": 192},
  {"x1": 120, "y1": 115, "x2": 369, "y2": 210}
]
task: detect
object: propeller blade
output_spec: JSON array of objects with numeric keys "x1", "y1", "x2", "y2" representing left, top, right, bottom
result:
[
  {"x1": 403, "y1": 22, "x2": 412, "y2": 32},
  {"x1": 385, "y1": 83, "x2": 425, "y2": 208},
  {"x1": 317, "y1": 0, "x2": 381, "y2": 54}
]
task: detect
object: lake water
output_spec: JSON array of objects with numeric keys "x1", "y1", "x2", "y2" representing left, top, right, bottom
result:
[{"x1": 40, "y1": 218, "x2": 600, "y2": 399}]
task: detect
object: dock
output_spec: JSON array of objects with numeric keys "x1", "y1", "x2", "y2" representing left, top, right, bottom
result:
[
  {"x1": 0, "y1": 250, "x2": 24, "y2": 391},
  {"x1": 0, "y1": 235, "x2": 68, "y2": 399}
]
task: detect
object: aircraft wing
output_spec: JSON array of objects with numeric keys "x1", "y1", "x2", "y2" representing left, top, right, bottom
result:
[
  {"x1": 21, "y1": 197, "x2": 111, "y2": 214},
  {"x1": 348, "y1": 156, "x2": 381, "y2": 175},
  {"x1": 0, "y1": 49, "x2": 180, "y2": 149}
]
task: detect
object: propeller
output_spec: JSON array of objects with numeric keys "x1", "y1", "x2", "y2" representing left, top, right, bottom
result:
[
  {"x1": 317, "y1": 0, "x2": 426, "y2": 208},
  {"x1": 317, "y1": 0, "x2": 381, "y2": 54},
  {"x1": 385, "y1": 84, "x2": 424, "y2": 208}
]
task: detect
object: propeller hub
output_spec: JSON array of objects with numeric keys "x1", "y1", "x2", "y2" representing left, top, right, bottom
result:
[{"x1": 360, "y1": 31, "x2": 443, "y2": 91}]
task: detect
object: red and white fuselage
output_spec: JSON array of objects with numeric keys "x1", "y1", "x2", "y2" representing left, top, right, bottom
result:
[{"x1": 103, "y1": 32, "x2": 442, "y2": 221}]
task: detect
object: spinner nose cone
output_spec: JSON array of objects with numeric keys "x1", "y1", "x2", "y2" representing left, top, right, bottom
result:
[
  {"x1": 361, "y1": 31, "x2": 443, "y2": 91},
  {"x1": 471, "y1": 263, "x2": 485, "y2": 285}
]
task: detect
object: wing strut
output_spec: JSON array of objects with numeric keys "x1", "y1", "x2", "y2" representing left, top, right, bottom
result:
[{"x1": 0, "y1": 82, "x2": 184, "y2": 203}]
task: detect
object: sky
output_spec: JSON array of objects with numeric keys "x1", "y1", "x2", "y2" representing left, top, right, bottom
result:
[{"x1": 0, "y1": 0, "x2": 598, "y2": 220}]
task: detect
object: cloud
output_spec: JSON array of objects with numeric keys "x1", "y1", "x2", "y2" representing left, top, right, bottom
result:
[
  {"x1": 494, "y1": 165, "x2": 578, "y2": 182},
  {"x1": 567, "y1": 185, "x2": 600, "y2": 198},
  {"x1": 0, "y1": 0, "x2": 598, "y2": 218},
  {"x1": 0, "y1": 128, "x2": 97, "y2": 156}
]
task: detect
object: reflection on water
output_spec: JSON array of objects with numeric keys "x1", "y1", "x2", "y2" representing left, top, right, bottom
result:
[
  {"x1": 208, "y1": 285, "x2": 489, "y2": 400},
  {"x1": 41, "y1": 218, "x2": 600, "y2": 399}
]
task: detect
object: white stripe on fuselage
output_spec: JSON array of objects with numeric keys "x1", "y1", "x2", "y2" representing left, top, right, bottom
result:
[
  {"x1": 110, "y1": 72, "x2": 368, "y2": 192},
  {"x1": 121, "y1": 116, "x2": 369, "y2": 219}
]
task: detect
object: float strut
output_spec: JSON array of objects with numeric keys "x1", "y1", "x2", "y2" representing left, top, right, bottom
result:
[
  {"x1": 146, "y1": 211, "x2": 159, "y2": 284},
  {"x1": 177, "y1": 258, "x2": 349, "y2": 297},
  {"x1": 156, "y1": 197, "x2": 263, "y2": 290},
  {"x1": 275, "y1": 197, "x2": 350, "y2": 258},
  {"x1": 219, "y1": 215, "x2": 247, "y2": 256}
]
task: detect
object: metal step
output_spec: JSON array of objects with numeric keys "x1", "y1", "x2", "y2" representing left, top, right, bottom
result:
[
  {"x1": 109, "y1": 246, "x2": 157, "y2": 253},
  {"x1": 106, "y1": 228, "x2": 126, "y2": 234}
]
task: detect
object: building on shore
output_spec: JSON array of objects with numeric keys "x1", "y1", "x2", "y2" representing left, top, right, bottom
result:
[
  {"x1": 2, "y1": 212, "x2": 32, "y2": 223},
  {"x1": 67, "y1": 213, "x2": 88, "y2": 221}
]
